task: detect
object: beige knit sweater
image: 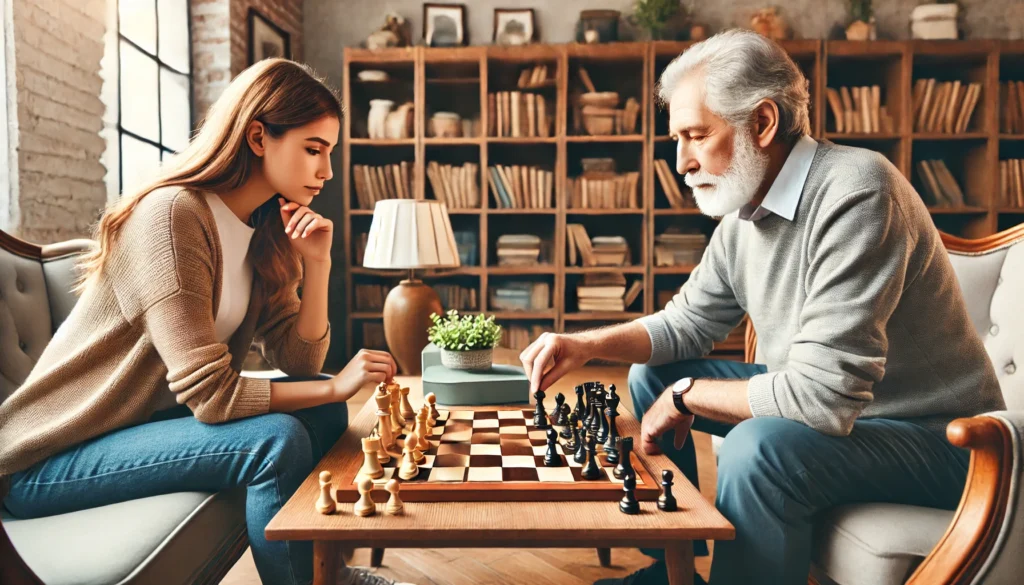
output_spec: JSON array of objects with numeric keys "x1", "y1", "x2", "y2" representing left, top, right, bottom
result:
[{"x1": 0, "y1": 187, "x2": 330, "y2": 483}]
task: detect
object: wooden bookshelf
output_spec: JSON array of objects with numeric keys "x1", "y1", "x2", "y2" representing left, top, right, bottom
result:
[{"x1": 342, "y1": 41, "x2": 1024, "y2": 361}]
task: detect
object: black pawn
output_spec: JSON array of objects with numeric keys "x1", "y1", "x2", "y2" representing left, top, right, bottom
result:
[
  {"x1": 574, "y1": 424, "x2": 588, "y2": 464},
  {"x1": 608, "y1": 384, "x2": 619, "y2": 404},
  {"x1": 533, "y1": 390, "x2": 549, "y2": 428},
  {"x1": 561, "y1": 410, "x2": 577, "y2": 440},
  {"x1": 555, "y1": 393, "x2": 569, "y2": 426},
  {"x1": 613, "y1": 436, "x2": 634, "y2": 480},
  {"x1": 581, "y1": 429, "x2": 602, "y2": 480},
  {"x1": 658, "y1": 469, "x2": 678, "y2": 511},
  {"x1": 619, "y1": 473, "x2": 640, "y2": 515},
  {"x1": 544, "y1": 428, "x2": 560, "y2": 467},
  {"x1": 603, "y1": 398, "x2": 620, "y2": 463}
]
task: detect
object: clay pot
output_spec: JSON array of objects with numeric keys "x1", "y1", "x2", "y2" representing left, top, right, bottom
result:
[
  {"x1": 385, "y1": 102, "x2": 414, "y2": 139},
  {"x1": 430, "y1": 112, "x2": 462, "y2": 138},
  {"x1": 845, "y1": 20, "x2": 876, "y2": 41},
  {"x1": 368, "y1": 99, "x2": 394, "y2": 139}
]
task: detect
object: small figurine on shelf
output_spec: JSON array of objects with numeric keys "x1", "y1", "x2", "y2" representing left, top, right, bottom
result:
[
  {"x1": 750, "y1": 6, "x2": 791, "y2": 41},
  {"x1": 366, "y1": 12, "x2": 412, "y2": 50},
  {"x1": 845, "y1": 0, "x2": 877, "y2": 41}
]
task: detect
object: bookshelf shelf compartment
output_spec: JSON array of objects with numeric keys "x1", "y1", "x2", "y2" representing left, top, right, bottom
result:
[{"x1": 564, "y1": 312, "x2": 645, "y2": 321}]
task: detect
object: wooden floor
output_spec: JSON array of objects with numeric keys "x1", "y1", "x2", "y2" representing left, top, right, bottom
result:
[{"x1": 221, "y1": 360, "x2": 717, "y2": 585}]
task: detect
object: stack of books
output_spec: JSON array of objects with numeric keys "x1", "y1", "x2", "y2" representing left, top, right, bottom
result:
[
  {"x1": 352, "y1": 162, "x2": 414, "y2": 209},
  {"x1": 488, "y1": 165, "x2": 554, "y2": 209},
  {"x1": 824, "y1": 86, "x2": 894, "y2": 134},
  {"x1": 488, "y1": 91, "x2": 551, "y2": 137},
  {"x1": 488, "y1": 282, "x2": 550, "y2": 311},
  {"x1": 566, "y1": 224, "x2": 630, "y2": 267},
  {"x1": 1000, "y1": 81, "x2": 1024, "y2": 134},
  {"x1": 576, "y1": 272, "x2": 642, "y2": 312},
  {"x1": 654, "y1": 231, "x2": 707, "y2": 267},
  {"x1": 362, "y1": 322, "x2": 387, "y2": 350},
  {"x1": 434, "y1": 284, "x2": 478, "y2": 311},
  {"x1": 354, "y1": 284, "x2": 390, "y2": 311},
  {"x1": 916, "y1": 159, "x2": 966, "y2": 207},
  {"x1": 653, "y1": 159, "x2": 694, "y2": 208},
  {"x1": 517, "y1": 64, "x2": 552, "y2": 88},
  {"x1": 500, "y1": 323, "x2": 547, "y2": 351},
  {"x1": 355, "y1": 232, "x2": 368, "y2": 265},
  {"x1": 496, "y1": 234, "x2": 543, "y2": 266},
  {"x1": 565, "y1": 172, "x2": 640, "y2": 209},
  {"x1": 999, "y1": 159, "x2": 1024, "y2": 207},
  {"x1": 912, "y1": 79, "x2": 982, "y2": 134},
  {"x1": 426, "y1": 162, "x2": 480, "y2": 209},
  {"x1": 454, "y1": 230, "x2": 478, "y2": 266}
]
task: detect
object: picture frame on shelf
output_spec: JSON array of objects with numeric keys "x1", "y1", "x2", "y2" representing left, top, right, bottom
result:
[
  {"x1": 247, "y1": 8, "x2": 291, "y2": 65},
  {"x1": 424, "y1": 3, "x2": 468, "y2": 47},
  {"x1": 493, "y1": 8, "x2": 535, "y2": 45}
]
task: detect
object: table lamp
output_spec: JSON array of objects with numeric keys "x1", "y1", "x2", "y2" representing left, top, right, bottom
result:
[{"x1": 362, "y1": 199, "x2": 461, "y2": 375}]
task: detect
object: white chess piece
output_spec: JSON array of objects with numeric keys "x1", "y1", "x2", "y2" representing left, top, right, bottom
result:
[
  {"x1": 406, "y1": 427, "x2": 424, "y2": 463},
  {"x1": 425, "y1": 392, "x2": 439, "y2": 426},
  {"x1": 359, "y1": 436, "x2": 385, "y2": 480},
  {"x1": 399, "y1": 386, "x2": 416, "y2": 420},
  {"x1": 398, "y1": 438, "x2": 419, "y2": 480},
  {"x1": 353, "y1": 476, "x2": 376, "y2": 517},
  {"x1": 374, "y1": 387, "x2": 395, "y2": 450},
  {"x1": 415, "y1": 408, "x2": 430, "y2": 452},
  {"x1": 316, "y1": 471, "x2": 336, "y2": 515},
  {"x1": 389, "y1": 383, "x2": 405, "y2": 432},
  {"x1": 385, "y1": 479, "x2": 404, "y2": 515}
]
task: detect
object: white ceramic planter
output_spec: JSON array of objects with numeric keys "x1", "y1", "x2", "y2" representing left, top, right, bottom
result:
[
  {"x1": 367, "y1": 99, "x2": 394, "y2": 139},
  {"x1": 911, "y1": 4, "x2": 959, "y2": 40},
  {"x1": 440, "y1": 348, "x2": 493, "y2": 371}
]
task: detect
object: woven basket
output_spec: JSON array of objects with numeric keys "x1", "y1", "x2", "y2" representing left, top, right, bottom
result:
[{"x1": 440, "y1": 348, "x2": 493, "y2": 371}]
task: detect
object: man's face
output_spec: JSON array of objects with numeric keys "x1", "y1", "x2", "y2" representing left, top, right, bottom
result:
[{"x1": 667, "y1": 73, "x2": 768, "y2": 217}]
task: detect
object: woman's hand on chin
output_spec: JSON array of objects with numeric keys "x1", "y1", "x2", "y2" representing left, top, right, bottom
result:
[{"x1": 279, "y1": 197, "x2": 333, "y2": 264}]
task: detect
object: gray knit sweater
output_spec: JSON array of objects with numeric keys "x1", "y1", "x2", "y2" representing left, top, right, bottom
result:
[{"x1": 638, "y1": 140, "x2": 1005, "y2": 436}]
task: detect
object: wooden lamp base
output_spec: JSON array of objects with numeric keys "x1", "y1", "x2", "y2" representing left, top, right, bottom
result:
[{"x1": 382, "y1": 276, "x2": 443, "y2": 376}]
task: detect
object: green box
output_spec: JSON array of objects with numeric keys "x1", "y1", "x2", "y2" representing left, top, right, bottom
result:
[{"x1": 421, "y1": 343, "x2": 530, "y2": 406}]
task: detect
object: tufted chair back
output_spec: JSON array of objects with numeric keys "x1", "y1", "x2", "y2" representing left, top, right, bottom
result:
[{"x1": 0, "y1": 230, "x2": 94, "y2": 404}]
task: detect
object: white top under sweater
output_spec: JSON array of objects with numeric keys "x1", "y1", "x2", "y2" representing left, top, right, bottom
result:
[{"x1": 204, "y1": 193, "x2": 255, "y2": 343}]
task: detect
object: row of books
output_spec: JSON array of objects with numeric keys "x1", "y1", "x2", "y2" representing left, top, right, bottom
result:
[
  {"x1": 488, "y1": 165, "x2": 554, "y2": 209},
  {"x1": 1000, "y1": 81, "x2": 1024, "y2": 134},
  {"x1": 496, "y1": 234, "x2": 543, "y2": 266},
  {"x1": 352, "y1": 163, "x2": 414, "y2": 210},
  {"x1": 353, "y1": 284, "x2": 390, "y2": 311},
  {"x1": 825, "y1": 86, "x2": 894, "y2": 134},
  {"x1": 653, "y1": 159, "x2": 695, "y2": 209},
  {"x1": 916, "y1": 159, "x2": 966, "y2": 207},
  {"x1": 488, "y1": 91, "x2": 552, "y2": 138},
  {"x1": 654, "y1": 231, "x2": 707, "y2": 267},
  {"x1": 913, "y1": 79, "x2": 982, "y2": 134},
  {"x1": 999, "y1": 159, "x2": 1024, "y2": 207},
  {"x1": 565, "y1": 172, "x2": 640, "y2": 209},
  {"x1": 576, "y1": 272, "x2": 642, "y2": 312},
  {"x1": 435, "y1": 284, "x2": 478, "y2": 311},
  {"x1": 517, "y1": 64, "x2": 552, "y2": 89},
  {"x1": 361, "y1": 322, "x2": 387, "y2": 351},
  {"x1": 426, "y1": 161, "x2": 481, "y2": 209},
  {"x1": 500, "y1": 324, "x2": 547, "y2": 351},
  {"x1": 566, "y1": 224, "x2": 630, "y2": 267},
  {"x1": 489, "y1": 282, "x2": 550, "y2": 312}
]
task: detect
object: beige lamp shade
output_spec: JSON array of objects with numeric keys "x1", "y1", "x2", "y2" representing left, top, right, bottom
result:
[{"x1": 362, "y1": 200, "x2": 461, "y2": 270}]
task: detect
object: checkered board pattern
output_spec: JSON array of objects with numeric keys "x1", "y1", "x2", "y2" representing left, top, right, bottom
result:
[{"x1": 344, "y1": 407, "x2": 659, "y2": 502}]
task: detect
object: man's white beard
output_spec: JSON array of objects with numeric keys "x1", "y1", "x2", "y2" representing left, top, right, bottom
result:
[{"x1": 684, "y1": 127, "x2": 769, "y2": 218}]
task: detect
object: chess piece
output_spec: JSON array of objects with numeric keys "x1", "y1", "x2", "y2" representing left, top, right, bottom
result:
[
  {"x1": 544, "y1": 428, "x2": 560, "y2": 467},
  {"x1": 608, "y1": 383, "x2": 619, "y2": 405},
  {"x1": 581, "y1": 428, "x2": 602, "y2": 480},
  {"x1": 554, "y1": 393, "x2": 568, "y2": 426},
  {"x1": 385, "y1": 479, "x2": 404, "y2": 515},
  {"x1": 573, "y1": 384, "x2": 586, "y2": 420},
  {"x1": 613, "y1": 436, "x2": 634, "y2": 480},
  {"x1": 389, "y1": 383, "x2": 404, "y2": 433},
  {"x1": 619, "y1": 472, "x2": 640, "y2": 515},
  {"x1": 596, "y1": 389, "x2": 609, "y2": 444},
  {"x1": 583, "y1": 385, "x2": 595, "y2": 429},
  {"x1": 415, "y1": 408, "x2": 431, "y2": 451},
  {"x1": 562, "y1": 410, "x2": 578, "y2": 442},
  {"x1": 574, "y1": 424, "x2": 588, "y2": 464},
  {"x1": 359, "y1": 436, "x2": 385, "y2": 480},
  {"x1": 658, "y1": 470, "x2": 678, "y2": 512},
  {"x1": 398, "y1": 438, "x2": 419, "y2": 480},
  {"x1": 406, "y1": 427, "x2": 425, "y2": 463},
  {"x1": 376, "y1": 434, "x2": 391, "y2": 464},
  {"x1": 354, "y1": 476, "x2": 376, "y2": 517},
  {"x1": 374, "y1": 388, "x2": 396, "y2": 450},
  {"x1": 533, "y1": 389, "x2": 549, "y2": 428},
  {"x1": 426, "y1": 392, "x2": 440, "y2": 425},
  {"x1": 603, "y1": 393, "x2": 620, "y2": 463},
  {"x1": 316, "y1": 471, "x2": 336, "y2": 515},
  {"x1": 400, "y1": 386, "x2": 416, "y2": 420}
]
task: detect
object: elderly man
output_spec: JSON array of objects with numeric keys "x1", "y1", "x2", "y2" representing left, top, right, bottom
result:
[{"x1": 519, "y1": 30, "x2": 1004, "y2": 585}]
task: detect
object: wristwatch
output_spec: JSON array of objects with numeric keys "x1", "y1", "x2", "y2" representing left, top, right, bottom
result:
[{"x1": 672, "y1": 377, "x2": 695, "y2": 416}]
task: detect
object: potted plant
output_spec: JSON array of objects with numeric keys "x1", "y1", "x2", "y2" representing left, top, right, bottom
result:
[
  {"x1": 427, "y1": 310, "x2": 502, "y2": 371},
  {"x1": 629, "y1": 0, "x2": 680, "y2": 41}
]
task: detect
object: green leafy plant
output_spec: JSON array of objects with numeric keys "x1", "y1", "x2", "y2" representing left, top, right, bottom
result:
[
  {"x1": 847, "y1": 0, "x2": 873, "y2": 22},
  {"x1": 427, "y1": 310, "x2": 502, "y2": 352},
  {"x1": 630, "y1": 0, "x2": 680, "y2": 39}
]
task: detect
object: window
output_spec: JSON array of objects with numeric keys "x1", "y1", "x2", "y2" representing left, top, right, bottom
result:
[{"x1": 116, "y1": 0, "x2": 192, "y2": 195}]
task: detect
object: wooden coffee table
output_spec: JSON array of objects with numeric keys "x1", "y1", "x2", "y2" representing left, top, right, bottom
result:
[{"x1": 266, "y1": 379, "x2": 734, "y2": 585}]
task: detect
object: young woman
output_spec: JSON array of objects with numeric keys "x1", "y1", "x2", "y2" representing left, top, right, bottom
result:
[{"x1": 0, "y1": 59, "x2": 406, "y2": 585}]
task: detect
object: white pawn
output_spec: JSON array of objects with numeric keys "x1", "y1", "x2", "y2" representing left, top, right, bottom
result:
[
  {"x1": 354, "y1": 476, "x2": 376, "y2": 517},
  {"x1": 415, "y1": 408, "x2": 431, "y2": 452},
  {"x1": 316, "y1": 471, "x2": 336, "y2": 515},
  {"x1": 385, "y1": 479, "x2": 404, "y2": 515},
  {"x1": 398, "y1": 439, "x2": 419, "y2": 480},
  {"x1": 425, "y1": 392, "x2": 440, "y2": 426},
  {"x1": 406, "y1": 427, "x2": 425, "y2": 463},
  {"x1": 400, "y1": 386, "x2": 416, "y2": 420}
]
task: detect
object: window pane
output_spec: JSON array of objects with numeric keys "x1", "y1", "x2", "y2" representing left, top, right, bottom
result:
[
  {"x1": 157, "y1": 0, "x2": 189, "y2": 73},
  {"x1": 121, "y1": 133, "x2": 161, "y2": 195},
  {"x1": 119, "y1": 40, "x2": 159, "y2": 142},
  {"x1": 160, "y1": 68, "x2": 191, "y2": 152},
  {"x1": 119, "y1": 0, "x2": 156, "y2": 54}
]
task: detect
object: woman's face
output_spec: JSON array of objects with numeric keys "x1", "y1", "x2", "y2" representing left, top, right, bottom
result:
[{"x1": 262, "y1": 115, "x2": 340, "y2": 206}]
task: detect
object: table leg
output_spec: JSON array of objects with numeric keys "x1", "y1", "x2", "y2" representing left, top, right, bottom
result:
[
  {"x1": 313, "y1": 540, "x2": 340, "y2": 585},
  {"x1": 665, "y1": 541, "x2": 694, "y2": 585},
  {"x1": 597, "y1": 548, "x2": 611, "y2": 567}
]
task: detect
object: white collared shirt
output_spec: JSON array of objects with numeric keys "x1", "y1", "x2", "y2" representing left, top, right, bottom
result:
[{"x1": 737, "y1": 134, "x2": 819, "y2": 222}]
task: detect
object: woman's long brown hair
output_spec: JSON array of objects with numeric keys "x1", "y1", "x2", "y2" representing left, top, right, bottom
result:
[{"x1": 78, "y1": 58, "x2": 343, "y2": 306}]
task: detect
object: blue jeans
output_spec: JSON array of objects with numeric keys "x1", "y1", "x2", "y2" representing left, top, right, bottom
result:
[
  {"x1": 5, "y1": 377, "x2": 347, "y2": 585},
  {"x1": 628, "y1": 360, "x2": 970, "y2": 585}
]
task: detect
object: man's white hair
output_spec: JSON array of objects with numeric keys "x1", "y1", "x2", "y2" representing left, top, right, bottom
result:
[{"x1": 657, "y1": 29, "x2": 811, "y2": 142}]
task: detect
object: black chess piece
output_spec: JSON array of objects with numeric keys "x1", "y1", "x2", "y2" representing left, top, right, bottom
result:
[
  {"x1": 613, "y1": 436, "x2": 634, "y2": 480},
  {"x1": 533, "y1": 390, "x2": 549, "y2": 428},
  {"x1": 583, "y1": 385, "x2": 595, "y2": 430},
  {"x1": 544, "y1": 428, "x2": 560, "y2": 467},
  {"x1": 608, "y1": 383, "x2": 619, "y2": 404},
  {"x1": 555, "y1": 393, "x2": 569, "y2": 426},
  {"x1": 561, "y1": 409, "x2": 577, "y2": 440},
  {"x1": 603, "y1": 395, "x2": 620, "y2": 463},
  {"x1": 619, "y1": 473, "x2": 640, "y2": 515},
  {"x1": 596, "y1": 390, "x2": 609, "y2": 444},
  {"x1": 574, "y1": 424, "x2": 588, "y2": 464},
  {"x1": 581, "y1": 428, "x2": 602, "y2": 480},
  {"x1": 573, "y1": 385, "x2": 585, "y2": 420},
  {"x1": 658, "y1": 469, "x2": 678, "y2": 511}
]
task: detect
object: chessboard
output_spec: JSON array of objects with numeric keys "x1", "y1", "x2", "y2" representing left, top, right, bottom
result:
[{"x1": 335, "y1": 404, "x2": 659, "y2": 503}]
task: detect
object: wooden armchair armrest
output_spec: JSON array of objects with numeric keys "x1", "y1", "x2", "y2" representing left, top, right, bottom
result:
[
  {"x1": 0, "y1": 517, "x2": 44, "y2": 585},
  {"x1": 906, "y1": 415, "x2": 1016, "y2": 585}
]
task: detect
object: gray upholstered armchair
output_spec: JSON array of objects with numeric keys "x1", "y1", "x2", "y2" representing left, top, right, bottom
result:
[
  {"x1": 0, "y1": 230, "x2": 248, "y2": 585},
  {"x1": 744, "y1": 223, "x2": 1024, "y2": 585}
]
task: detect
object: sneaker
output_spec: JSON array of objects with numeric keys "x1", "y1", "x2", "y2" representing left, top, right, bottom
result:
[
  {"x1": 592, "y1": 561, "x2": 707, "y2": 585},
  {"x1": 337, "y1": 566, "x2": 416, "y2": 585}
]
